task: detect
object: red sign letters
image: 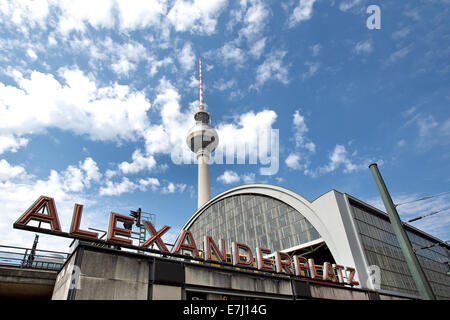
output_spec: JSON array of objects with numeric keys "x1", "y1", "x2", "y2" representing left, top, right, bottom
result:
[{"x1": 14, "y1": 196, "x2": 359, "y2": 286}]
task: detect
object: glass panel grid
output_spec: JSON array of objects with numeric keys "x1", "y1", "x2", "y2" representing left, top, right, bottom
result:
[{"x1": 351, "y1": 204, "x2": 450, "y2": 300}]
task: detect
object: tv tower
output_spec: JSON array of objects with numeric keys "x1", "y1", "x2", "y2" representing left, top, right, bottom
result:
[{"x1": 186, "y1": 58, "x2": 219, "y2": 208}]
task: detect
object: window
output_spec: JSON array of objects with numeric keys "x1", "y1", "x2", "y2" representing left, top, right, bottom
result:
[
  {"x1": 351, "y1": 204, "x2": 450, "y2": 299},
  {"x1": 188, "y1": 194, "x2": 322, "y2": 261}
]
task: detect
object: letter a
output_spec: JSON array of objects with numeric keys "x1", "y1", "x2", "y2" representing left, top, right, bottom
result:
[
  {"x1": 366, "y1": 5, "x2": 381, "y2": 30},
  {"x1": 15, "y1": 196, "x2": 62, "y2": 231}
]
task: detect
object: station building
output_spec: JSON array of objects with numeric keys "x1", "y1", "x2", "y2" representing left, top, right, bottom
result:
[
  {"x1": 45, "y1": 183, "x2": 450, "y2": 301},
  {"x1": 178, "y1": 184, "x2": 450, "y2": 300}
]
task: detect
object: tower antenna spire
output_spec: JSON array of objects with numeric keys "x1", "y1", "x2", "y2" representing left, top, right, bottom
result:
[
  {"x1": 199, "y1": 57, "x2": 204, "y2": 110},
  {"x1": 187, "y1": 57, "x2": 219, "y2": 208}
]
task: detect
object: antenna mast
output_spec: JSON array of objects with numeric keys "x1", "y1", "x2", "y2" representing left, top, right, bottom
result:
[{"x1": 199, "y1": 57, "x2": 204, "y2": 110}]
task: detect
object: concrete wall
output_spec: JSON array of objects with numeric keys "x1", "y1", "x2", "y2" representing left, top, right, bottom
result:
[
  {"x1": 152, "y1": 284, "x2": 182, "y2": 300},
  {"x1": 52, "y1": 253, "x2": 77, "y2": 300},
  {"x1": 309, "y1": 284, "x2": 369, "y2": 300},
  {"x1": 0, "y1": 266, "x2": 56, "y2": 299},
  {"x1": 73, "y1": 249, "x2": 149, "y2": 300},
  {"x1": 51, "y1": 243, "x2": 412, "y2": 300},
  {"x1": 185, "y1": 265, "x2": 293, "y2": 298}
]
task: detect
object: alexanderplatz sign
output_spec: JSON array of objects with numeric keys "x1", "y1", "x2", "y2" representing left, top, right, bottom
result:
[{"x1": 14, "y1": 196, "x2": 359, "y2": 286}]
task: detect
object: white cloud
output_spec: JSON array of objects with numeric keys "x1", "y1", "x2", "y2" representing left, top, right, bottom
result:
[
  {"x1": 292, "y1": 110, "x2": 316, "y2": 152},
  {"x1": 162, "y1": 182, "x2": 187, "y2": 194},
  {"x1": 0, "y1": 0, "x2": 227, "y2": 37},
  {"x1": 116, "y1": 0, "x2": 167, "y2": 30},
  {"x1": 254, "y1": 50, "x2": 289, "y2": 88},
  {"x1": 239, "y1": 0, "x2": 269, "y2": 41},
  {"x1": 0, "y1": 156, "x2": 101, "y2": 194},
  {"x1": 118, "y1": 149, "x2": 157, "y2": 174},
  {"x1": 339, "y1": 0, "x2": 362, "y2": 12},
  {"x1": 0, "y1": 159, "x2": 26, "y2": 181},
  {"x1": 319, "y1": 144, "x2": 366, "y2": 174},
  {"x1": 55, "y1": 157, "x2": 103, "y2": 193},
  {"x1": 178, "y1": 42, "x2": 196, "y2": 72},
  {"x1": 392, "y1": 27, "x2": 411, "y2": 40},
  {"x1": 143, "y1": 78, "x2": 195, "y2": 160},
  {"x1": 440, "y1": 119, "x2": 450, "y2": 137},
  {"x1": 0, "y1": 134, "x2": 29, "y2": 154},
  {"x1": 417, "y1": 115, "x2": 438, "y2": 137},
  {"x1": 138, "y1": 177, "x2": 160, "y2": 191},
  {"x1": 288, "y1": 0, "x2": 317, "y2": 28},
  {"x1": 61, "y1": 165, "x2": 85, "y2": 193},
  {"x1": 75, "y1": 36, "x2": 171, "y2": 78},
  {"x1": 163, "y1": 182, "x2": 176, "y2": 193},
  {"x1": 353, "y1": 40, "x2": 373, "y2": 55},
  {"x1": 397, "y1": 139, "x2": 406, "y2": 148},
  {"x1": 217, "y1": 170, "x2": 240, "y2": 184},
  {"x1": 293, "y1": 111, "x2": 308, "y2": 140},
  {"x1": 26, "y1": 48, "x2": 38, "y2": 60},
  {"x1": 167, "y1": 0, "x2": 227, "y2": 34},
  {"x1": 224, "y1": 0, "x2": 268, "y2": 61},
  {"x1": 105, "y1": 169, "x2": 118, "y2": 179},
  {"x1": 217, "y1": 170, "x2": 257, "y2": 185},
  {"x1": 242, "y1": 173, "x2": 256, "y2": 184},
  {"x1": 81, "y1": 157, "x2": 102, "y2": 185},
  {"x1": 285, "y1": 110, "x2": 316, "y2": 171},
  {"x1": 415, "y1": 115, "x2": 450, "y2": 148},
  {"x1": 401, "y1": 109, "x2": 450, "y2": 148},
  {"x1": 148, "y1": 56, "x2": 173, "y2": 77},
  {"x1": 217, "y1": 42, "x2": 246, "y2": 65},
  {"x1": 0, "y1": 68, "x2": 151, "y2": 143},
  {"x1": 0, "y1": 0, "x2": 50, "y2": 31},
  {"x1": 47, "y1": 34, "x2": 57, "y2": 46},
  {"x1": 386, "y1": 45, "x2": 413, "y2": 66},
  {"x1": 99, "y1": 177, "x2": 137, "y2": 196},
  {"x1": 5, "y1": 0, "x2": 165, "y2": 35},
  {"x1": 100, "y1": 174, "x2": 185, "y2": 196},
  {"x1": 404, "y1": 8, "x2": 421, "y2": 22},
  {"x1": 285, "y1": 153, "x2": 302, "y2": 170},
  {"x1": 213, "y1": 79, "x2": 236, "y2": 91},
  {"x1": 310, "y1": 44, "x2": 321, "y2": 57},
  {"x1": 215, "y1": 109, "x2": 278, "y2": 167},
  {"x1": 56, "y1": 0, "x2": 115, "y2": 35},
  {"x1": 302, "y1": 61, "x2": 320, "y2": 80},
  {"x1": 98, "y1": 37, "x2": 149, "y2": 76},
  {"x1": 111, "y1": 58, "x2": 136, "y2": 76},
  {"x1": 249, "y1": 37, "x2": 266, "y2": 59}
]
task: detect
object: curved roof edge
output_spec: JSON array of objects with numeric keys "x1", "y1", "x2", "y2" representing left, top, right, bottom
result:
[
  {"x1": 181, "y1": 183, "x2": 323, "y2": 232},
  {"x1": 175, "y1": 184, "x2": 350, "y2": 265}
]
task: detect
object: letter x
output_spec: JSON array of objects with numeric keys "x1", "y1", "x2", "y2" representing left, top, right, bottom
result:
[{"x1": 141, "y1": 221, "x2": 170, "y2": 252}]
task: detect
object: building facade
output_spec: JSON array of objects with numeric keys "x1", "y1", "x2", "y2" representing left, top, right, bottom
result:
[{"x1": 177, "y1": 184, "x2": 450, "y2": 300}]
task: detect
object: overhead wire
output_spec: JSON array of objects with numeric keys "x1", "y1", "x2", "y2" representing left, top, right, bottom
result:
[
  {"x1": 406, "y1": 207, "x2": 450, "y2": 223},
  {"x1": 394, "y1": 191, "x2": 450, "y2": 207}
]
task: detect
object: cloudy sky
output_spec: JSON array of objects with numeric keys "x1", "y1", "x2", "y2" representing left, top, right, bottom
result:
[{"x1": 0, "y1": 0, "x2": 449, "y2": 252}]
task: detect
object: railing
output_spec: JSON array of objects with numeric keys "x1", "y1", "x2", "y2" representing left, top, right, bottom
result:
[{"x1": 0, "y1": 245, "x2": 69, "y2": 271}]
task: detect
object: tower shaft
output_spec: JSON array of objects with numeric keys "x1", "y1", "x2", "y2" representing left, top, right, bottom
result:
[{"x1": 197, "y1": 154, "x2": 211, "y2": 208}]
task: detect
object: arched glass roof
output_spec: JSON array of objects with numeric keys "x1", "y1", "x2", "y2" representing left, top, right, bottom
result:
[{"x1": 187, "y1": 193, "x2": 321, "y2": 254}]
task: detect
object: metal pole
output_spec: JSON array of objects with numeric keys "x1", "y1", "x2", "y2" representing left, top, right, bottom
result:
[{"x1": 369, "y1": 163, "x2": 436, "y2": 300}]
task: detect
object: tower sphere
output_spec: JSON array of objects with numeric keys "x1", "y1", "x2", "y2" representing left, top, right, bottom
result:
[{"x1": 186, "y1": 110, "x2": 219, "y2": 155}]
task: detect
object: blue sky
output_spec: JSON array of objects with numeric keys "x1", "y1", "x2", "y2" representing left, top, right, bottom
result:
[{"x1": 0, "y1": 0, "x2": 449, "y2": 251}]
